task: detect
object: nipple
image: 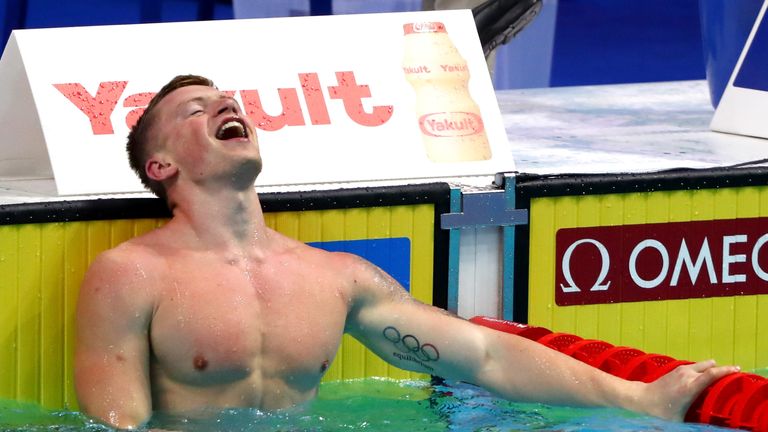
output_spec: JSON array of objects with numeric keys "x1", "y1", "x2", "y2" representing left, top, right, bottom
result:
[{"x1": 193, "y1": 354, "x2": 209, "y2": 371}]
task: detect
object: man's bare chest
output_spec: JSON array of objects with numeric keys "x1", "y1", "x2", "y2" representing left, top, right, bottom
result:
[{"x1": 147, "y1": 257, "x2": 349, "y2": 388}]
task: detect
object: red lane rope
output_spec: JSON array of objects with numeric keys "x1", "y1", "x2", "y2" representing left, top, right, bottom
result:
[{"x1": 469, "y1": 316, "x2": 767, "y2": 431}]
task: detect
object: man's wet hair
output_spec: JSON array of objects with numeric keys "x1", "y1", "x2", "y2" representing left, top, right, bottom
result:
[{"x1": 126, "y1": 74, "x2": 216, "y2": 201}]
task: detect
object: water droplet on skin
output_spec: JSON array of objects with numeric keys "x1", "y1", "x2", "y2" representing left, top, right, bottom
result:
[{"x1": 135, "y1": 264, "x2": 147, "y2": 279}]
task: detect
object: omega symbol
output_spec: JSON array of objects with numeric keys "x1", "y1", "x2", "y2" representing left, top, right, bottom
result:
[{"x1": 560, "y1": 238, "x2": 612, "y2": 293}]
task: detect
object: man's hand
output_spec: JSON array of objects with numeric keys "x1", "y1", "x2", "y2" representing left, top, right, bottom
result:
[{"x1": 641, "y1": 360, "x2": 740, "y2": 420}]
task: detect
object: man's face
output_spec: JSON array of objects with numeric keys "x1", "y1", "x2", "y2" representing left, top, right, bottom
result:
[{"x1": 149, "y1": 85, "x2": 261, "y2": 186}]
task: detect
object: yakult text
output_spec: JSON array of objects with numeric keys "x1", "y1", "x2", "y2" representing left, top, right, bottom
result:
[{"x1": 53, "y1": 71, "x2": 393, "y2": 135}]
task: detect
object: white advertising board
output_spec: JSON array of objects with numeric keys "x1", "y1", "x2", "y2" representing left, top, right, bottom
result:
[
  {"x1": 711, "y1": 0, "x2": 768, "y2": 140},
  {"x1": 0, "y1": 10, "x2": 513, "y2": 196}
]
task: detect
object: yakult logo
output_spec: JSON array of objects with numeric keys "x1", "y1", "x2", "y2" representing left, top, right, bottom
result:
[
  {"x1": 419, "y1": 112, "x2": 484, "y2": 137},
  {"x1": 52, "y1": 71, "x2": 393, "y2": 136},
  {"x1": 555, "y1": 218, "x2": 768, "y2": 306},
  {"x1": 412, "y1": 22, "x2": 443, "y2": 33}
]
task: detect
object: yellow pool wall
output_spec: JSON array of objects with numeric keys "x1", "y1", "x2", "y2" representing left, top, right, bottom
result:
[{"x1": 527, "y1": 186, "x2": 768, "y2": 371}]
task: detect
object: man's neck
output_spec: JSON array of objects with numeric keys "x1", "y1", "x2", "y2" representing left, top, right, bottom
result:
[{"x1": 167, "y1": 185, "x2": 270, "y2": 255}]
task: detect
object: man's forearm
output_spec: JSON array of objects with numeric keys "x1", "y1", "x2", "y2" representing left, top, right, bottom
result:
[{"x1": 474, "y1": 329, "x2": 648, "y2": 412}]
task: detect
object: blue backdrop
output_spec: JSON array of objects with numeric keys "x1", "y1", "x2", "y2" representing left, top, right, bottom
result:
[{"x1": 0, "y1": 0, "x2": 706, "y2": 87}]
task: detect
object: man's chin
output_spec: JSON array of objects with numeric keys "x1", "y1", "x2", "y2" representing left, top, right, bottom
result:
[{"x1": 230, "y1": 158, "x2": 262, "y2": 191}]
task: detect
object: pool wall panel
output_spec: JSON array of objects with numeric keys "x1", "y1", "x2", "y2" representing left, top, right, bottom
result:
[{"x1": 526, "y1": 185, "x2": 768, "y2": 371}]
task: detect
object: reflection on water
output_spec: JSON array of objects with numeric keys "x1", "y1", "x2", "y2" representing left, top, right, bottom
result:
[{"x1": 0, "y1": 376, "x2": 754, "y2": 431}]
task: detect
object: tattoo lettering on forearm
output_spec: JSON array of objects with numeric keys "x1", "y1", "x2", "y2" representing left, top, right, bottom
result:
[{"x1": 382, "y1": 326, "x2": 440, "y2": 372}]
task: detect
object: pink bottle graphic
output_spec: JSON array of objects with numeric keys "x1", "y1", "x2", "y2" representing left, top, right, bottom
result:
[{"x1": 403, "y1": 21, "x2": 492, "y2": 162}]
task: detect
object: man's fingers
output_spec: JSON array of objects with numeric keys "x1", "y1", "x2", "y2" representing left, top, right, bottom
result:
[
  {"x1": 691, "y1": 364, "x2": 741, "y2": 390},
  {"x1": 703, "y1": 365, "x2": 741, "y2": 380},
  {"x1": 689, "y1": 359, "x2": 717, "y2": 372}
]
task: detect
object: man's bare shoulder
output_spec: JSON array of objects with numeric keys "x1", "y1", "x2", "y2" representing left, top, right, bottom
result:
[
  {"x1": 276, "y1": 235, "x2": 409, "y2": 304},
  {"x1": 97, "y1": 230, "x2": 168, "y2": 265},
  {"x1": 272, "y1": 232, "x2": 365, "y2": 270},
  {"x1": 80, "y1": 230, "x2": 170, "y2": 299},
  {"x1": 267, "y1": 232, "x2": 375, "y2": 284}
]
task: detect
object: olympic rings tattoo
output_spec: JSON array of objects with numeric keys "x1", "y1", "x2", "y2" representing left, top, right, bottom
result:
[{"x1": 382, "y1": 326, "x2": 440, "y2": 362}]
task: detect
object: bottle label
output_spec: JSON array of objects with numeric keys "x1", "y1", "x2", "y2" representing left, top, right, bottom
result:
[
  {"x1": 404, "y1": 22, "x2": 447, "y2": 35},
  {"x1": 418, "y1": 112, "x2": 484, "y2": 137}
]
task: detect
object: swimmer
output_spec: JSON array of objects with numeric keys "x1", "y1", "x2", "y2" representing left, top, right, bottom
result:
[{"x1": 74, "y1": 75, "x2": 739, "y2": 429}]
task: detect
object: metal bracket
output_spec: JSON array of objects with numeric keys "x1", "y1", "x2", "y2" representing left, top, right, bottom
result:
[{"x1": 440, "y1": 190, "x2": 528, "y2": 229}]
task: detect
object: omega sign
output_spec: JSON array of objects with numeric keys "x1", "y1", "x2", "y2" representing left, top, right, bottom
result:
[{"x1": 554, "y1": 217, "x2": 768, "y2": 306}]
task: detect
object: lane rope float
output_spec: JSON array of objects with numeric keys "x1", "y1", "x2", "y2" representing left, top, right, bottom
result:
[{"x1": 470, "y1": 316, "x2": 768, "y2": 431}]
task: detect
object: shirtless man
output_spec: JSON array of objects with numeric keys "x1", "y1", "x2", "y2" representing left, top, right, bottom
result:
[{"x1": 74, "y1": 75, "x2": 738, "y2": 429}]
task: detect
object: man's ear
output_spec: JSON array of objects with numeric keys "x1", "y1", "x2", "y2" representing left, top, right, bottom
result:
[{"x1": 146, "y1": 157, "x2": 178, "y2": 182}]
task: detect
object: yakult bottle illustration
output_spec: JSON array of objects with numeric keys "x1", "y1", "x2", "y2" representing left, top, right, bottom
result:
[{"x1": 403, "y1": 21, "x2": 491, "y2": 162}]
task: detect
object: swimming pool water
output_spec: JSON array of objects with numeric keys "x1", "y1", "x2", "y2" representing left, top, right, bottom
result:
[{"x1": 0, "y1": 375, "x2": 756, "y2": 431}]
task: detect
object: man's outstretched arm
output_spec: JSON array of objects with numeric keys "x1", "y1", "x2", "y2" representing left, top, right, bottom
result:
[
  {"x1": 343, "y1": 255, "x2": 739, "y2": 421},
  {"x1": 75, "y1": 250, "x2": 155, "y2": 429}
]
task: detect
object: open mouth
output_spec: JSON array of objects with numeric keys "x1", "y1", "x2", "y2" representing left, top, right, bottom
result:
[{"x1": 215, "y1": 118, "x2": 248, "y2": 140}]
